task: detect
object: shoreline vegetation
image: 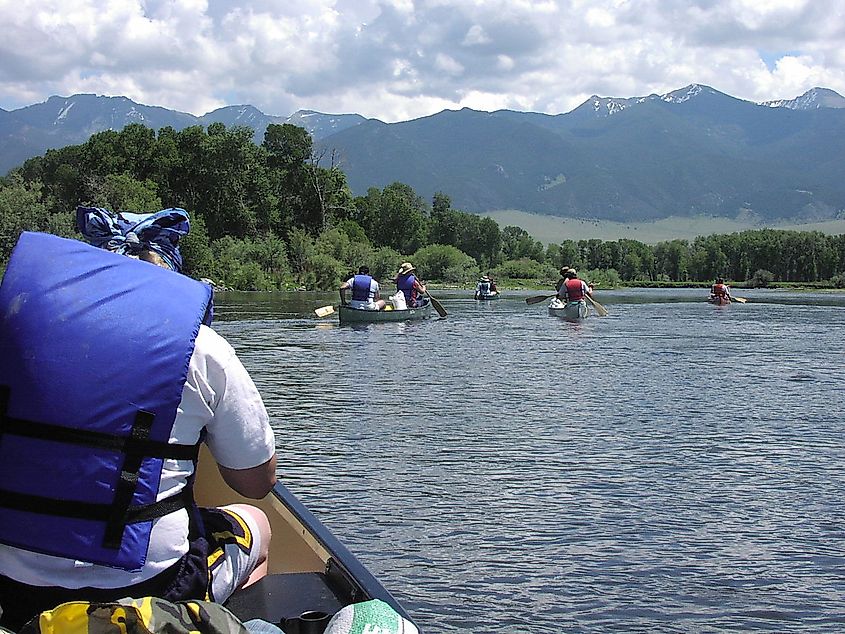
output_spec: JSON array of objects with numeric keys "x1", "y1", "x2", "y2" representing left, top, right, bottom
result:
[
  {"x1": 425, "y1": 280, "x2": 845, "y2": 292},
  {"x1": 1, "y1": 121, "x2": 844, "y2": 292}
]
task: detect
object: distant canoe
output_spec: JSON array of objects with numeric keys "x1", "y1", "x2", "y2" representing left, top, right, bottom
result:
[
  {"x1": 549, "y1": 299, "x2": 588, "y2": 321},
  {"x1": 475, "y1": 292, "x2": 500, "y2": 300},
  {"x1": 708, "y1": 296, "x2": 731, "y2": 305},
  {"x1": 338, "y1": 301, "x2": 432, "y2": 323}
]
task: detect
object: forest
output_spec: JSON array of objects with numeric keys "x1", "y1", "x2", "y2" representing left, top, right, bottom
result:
[{"x1": 1, "y1": 122, "x2": 844, "y2": 290}]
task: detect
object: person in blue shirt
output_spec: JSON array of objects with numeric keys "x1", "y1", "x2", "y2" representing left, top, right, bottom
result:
[{"x1": 394, "y1": 262, "x2": 428, "y2": 308}]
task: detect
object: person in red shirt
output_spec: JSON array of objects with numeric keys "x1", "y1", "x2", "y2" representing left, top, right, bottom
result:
[{"x1": 710, "y1": 277, "x2": 733, "y2": 303}]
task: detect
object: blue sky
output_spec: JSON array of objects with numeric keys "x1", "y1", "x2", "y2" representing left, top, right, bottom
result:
[{"x1": 1, "y1": 0, "x2": 843, "y2": 121}]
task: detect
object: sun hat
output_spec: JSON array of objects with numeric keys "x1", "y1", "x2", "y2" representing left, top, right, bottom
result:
[
  {"x1": 480, "y1": 275, "x2": 490, "y2": 282},
  {"x1": 397, "y1": 262, "x2": 415, "y2": 275}
]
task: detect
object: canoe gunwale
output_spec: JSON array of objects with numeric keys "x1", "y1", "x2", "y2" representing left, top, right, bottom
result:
[
  {"x1": 268, "y1": 481, "x2": 411, "y2": 616},
  {"x1": 194, "y1": 448, "x2": 418, "y2": 628}
]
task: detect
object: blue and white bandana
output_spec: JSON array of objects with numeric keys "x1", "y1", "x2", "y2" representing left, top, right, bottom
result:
[{"x1": 76, "y1": 206, "x2": 190, "y2": 272}]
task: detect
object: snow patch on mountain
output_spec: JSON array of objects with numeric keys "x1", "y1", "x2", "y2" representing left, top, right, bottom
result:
[
  {"x1": 56, "y1": 101, "x2": 75, "y2": 122},
  {"x1": 661, "y1": 84, "x2": 708, "y2": 104},
  {"x1": 760, "y1": 87, "x2": 845, "y2": 110},
  {"x1": 126, "y1": 106, "x2": 145, "y2": 122}
]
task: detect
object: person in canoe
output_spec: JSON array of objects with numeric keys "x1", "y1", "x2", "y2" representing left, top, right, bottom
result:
[
  {"x1": 559, "y1": 268, "x2": 594, "y2": 307},
  {"x1": 339, "y1": 265, "x2": 386, "y2": 311},
  {"x1": 0, "y1": 207, "x2": 277, "y2": 631},
  {"x1": 474, "y1": 274, "x2": 497, "y2": 299},
  {"x1": 710, "y1": 277, "x2": 733, "y2": 303},
  {"x1": 395, "y1": 262, "x2": 428, "y2": 308},
  {"x1": 555, "y1": 267, "x2": 573, "y2": 294}
]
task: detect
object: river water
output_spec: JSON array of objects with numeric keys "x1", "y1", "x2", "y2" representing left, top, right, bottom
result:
[{"x1": 212, "y1": 288, "x2": 845, "y2": 633}]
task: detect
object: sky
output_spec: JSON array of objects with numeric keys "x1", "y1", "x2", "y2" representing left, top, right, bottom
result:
[{"x1": 1, "y1": 0, "x2": 844, "y2": 122}]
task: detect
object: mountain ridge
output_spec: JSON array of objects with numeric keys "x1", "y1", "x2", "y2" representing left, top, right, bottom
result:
[{"x1": 1, "y1": 85, "x2": 843, "y2": 224}]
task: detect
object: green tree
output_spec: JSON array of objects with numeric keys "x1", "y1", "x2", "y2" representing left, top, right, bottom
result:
[
  {"x1": 366, "y1": 182, "x2": 428, "y2": 254},
  {"x1": 287, "y1": 227, "x2": 316, "y2": 286},
  {"x1": 179, "y1": 212, "x2": 214, "y2": 279},
  {"x1": 263, "y1": 123, "x2": 312, "y2": 170},
  {"x1": 95, "y1": 173, "x2": 162, "y2": 212},
  {"x1": 501, "y1": 225, "x2": 544, "y2": 262},
  {"x1": 547, "y1": 240, "x2": 583, "y2": 271},
  {"x1": 314, "y1": 226, "x2": 372, "y2": 272},
  {"x1": 0, "y1": 177, "x2": 49, "y2": 263},
  {"x1": 654, "y1": 239, "x2": 691, "y2": 281}
]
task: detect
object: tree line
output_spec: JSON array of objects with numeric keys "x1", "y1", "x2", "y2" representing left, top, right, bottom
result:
[{"x1": 0, "y1": 121, "x2": 844, "y2": 289}]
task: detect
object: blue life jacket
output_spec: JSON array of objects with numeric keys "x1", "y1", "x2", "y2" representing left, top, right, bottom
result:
[
  {"x1": 396, "y1": 273, "x2": 417, "y2": 303},
  {"x1": 0, "y1": 232, "x2": 213, "y2": 571},
  {"x1": 351, "y1": 274, "x2": 373, "y2": 302}
]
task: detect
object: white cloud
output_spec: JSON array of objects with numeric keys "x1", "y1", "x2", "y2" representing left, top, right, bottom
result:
[
  {"x1": 463, "y1": 24, "x2": 491, "y2": 46},
  {"x1": 435, "y1": 53, "x2": 464, "y2": 76},
  {"x1": 1, "y1": 0, "x2": 844, "y2": 120}
]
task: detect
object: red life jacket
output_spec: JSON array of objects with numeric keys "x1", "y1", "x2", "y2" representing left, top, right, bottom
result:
[
  {"x1": 565, "y1": 278, "x2": 585, "y2": 301},
  {"x1": 712, "y1": 283, "x2": 727, "y2": 297}
]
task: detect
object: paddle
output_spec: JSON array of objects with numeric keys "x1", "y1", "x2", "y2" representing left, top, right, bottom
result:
[
  {"x1": 425, "y1": 291, "x2": 447, "y2": 318},
  {"x1": 731, "y1": 296, "x2": 747, "y2": 303},
  {"x1": 314, "y1": 305, "x2": 335, "y2": 317},
  {"x1": 586, "y1": 295, "x2": 609, "y2": 316},
  {"x1": 525, "y1": 293, "x2": 557, "y2": 305}
]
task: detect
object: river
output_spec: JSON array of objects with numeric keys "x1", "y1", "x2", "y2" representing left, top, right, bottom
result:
[{"x1": 212, "y1": 288, "x2": 845, "y2": 633}]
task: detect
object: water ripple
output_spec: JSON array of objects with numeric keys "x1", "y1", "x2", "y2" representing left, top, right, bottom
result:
[{"x1": 214, "y1": 289, "x2": 845, "y2": 633}]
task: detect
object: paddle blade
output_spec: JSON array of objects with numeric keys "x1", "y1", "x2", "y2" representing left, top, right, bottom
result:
[
  {"x1": 427, "y1": 293, "x2": 447, "y2": 318},
  {"x1": 314, "y1": 305, "x2": 335, "y2": 317},
  {"x1": 732, "y1": 296, "x2": 747, "y2": 303},
  {"x1": 587, "y1": 295, "x2": 609, "y2": 316},
  {"x1": 525, "y1": 294, "x2": 554, "y2": 305}
]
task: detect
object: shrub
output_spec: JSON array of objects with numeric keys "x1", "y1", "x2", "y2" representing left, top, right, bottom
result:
[
  {"x1": 314, "y1": 227, "x2": 352, "y2": 263},
  {"x1": 309, "y1": 253, "x2": 347, "y2": 290},
  {"x1": 206, "y1": 234, "x2": 292, "y2": 290},
  {"x1": 369, "y1": 246, "x2": 403, "y2": 281},
  {"x1": 830, "y1": 272, "x2": 845, "y2": 288},
  {"x1": 492, "y1": 258, "x2": 555, "y2": 280},
  {"x1": 748, "y1": 269, "x2": 775, "y2": 288},
  {"x1": 226, "y1": 261, "x2": 275, "y2": 291},
  {"x1": 0, "y1": 177, "x2": 48, "y2": 263},
  {"x1": 412, "y1": 244, "x2": 478, "y2": 282}
]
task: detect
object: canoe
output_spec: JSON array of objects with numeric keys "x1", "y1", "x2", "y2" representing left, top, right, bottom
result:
[
  {"x1": 338, "y1": 300, "x2": 432, "y2": 323},
  {"x1": 474, "y1": 292, "x2": 500, "y2": 300},
  {"x1": 708, "y1": 296, "x2": 731, "y2": 305},
  {"x1": 194, "y1": 446, "x2": 419, "y2": 631},
  {"x1": 548, "y1": 298, "x2": 588, "y2": 321}
]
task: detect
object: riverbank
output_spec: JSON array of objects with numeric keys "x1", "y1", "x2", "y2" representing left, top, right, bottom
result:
[{"x1": 429, "y1": 279, "x2": 845, "y2": 292}]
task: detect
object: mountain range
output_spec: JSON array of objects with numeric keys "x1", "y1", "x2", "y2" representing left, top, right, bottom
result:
[{"x1": 2, "y1": 85, "x2": 844, "y2": 223}]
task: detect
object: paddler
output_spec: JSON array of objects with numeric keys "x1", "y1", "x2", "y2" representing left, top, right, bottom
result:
[
  {"x1": 339, "y1": 265, "x2": 386, "y2": 310},
  {"x1": 0, "y1": 207, "x2": 277, "y2": 630},
  {"x1": 710, "y1": 277, "x2": 733, "y2": 302}
]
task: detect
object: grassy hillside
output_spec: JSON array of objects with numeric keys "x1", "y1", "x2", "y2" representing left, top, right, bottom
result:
[{"x1": 483, "y1": 210, "x2": 845, "y2": 244}]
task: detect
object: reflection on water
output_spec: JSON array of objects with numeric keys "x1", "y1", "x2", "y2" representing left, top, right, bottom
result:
[{"x1": 213, "y1": 289, "x2": 845, "y2": 633}]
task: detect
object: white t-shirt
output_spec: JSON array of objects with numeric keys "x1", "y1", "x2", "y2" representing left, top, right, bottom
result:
[{"x1": 0, "y1": 325, "x2": 276, "y2": 588}]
